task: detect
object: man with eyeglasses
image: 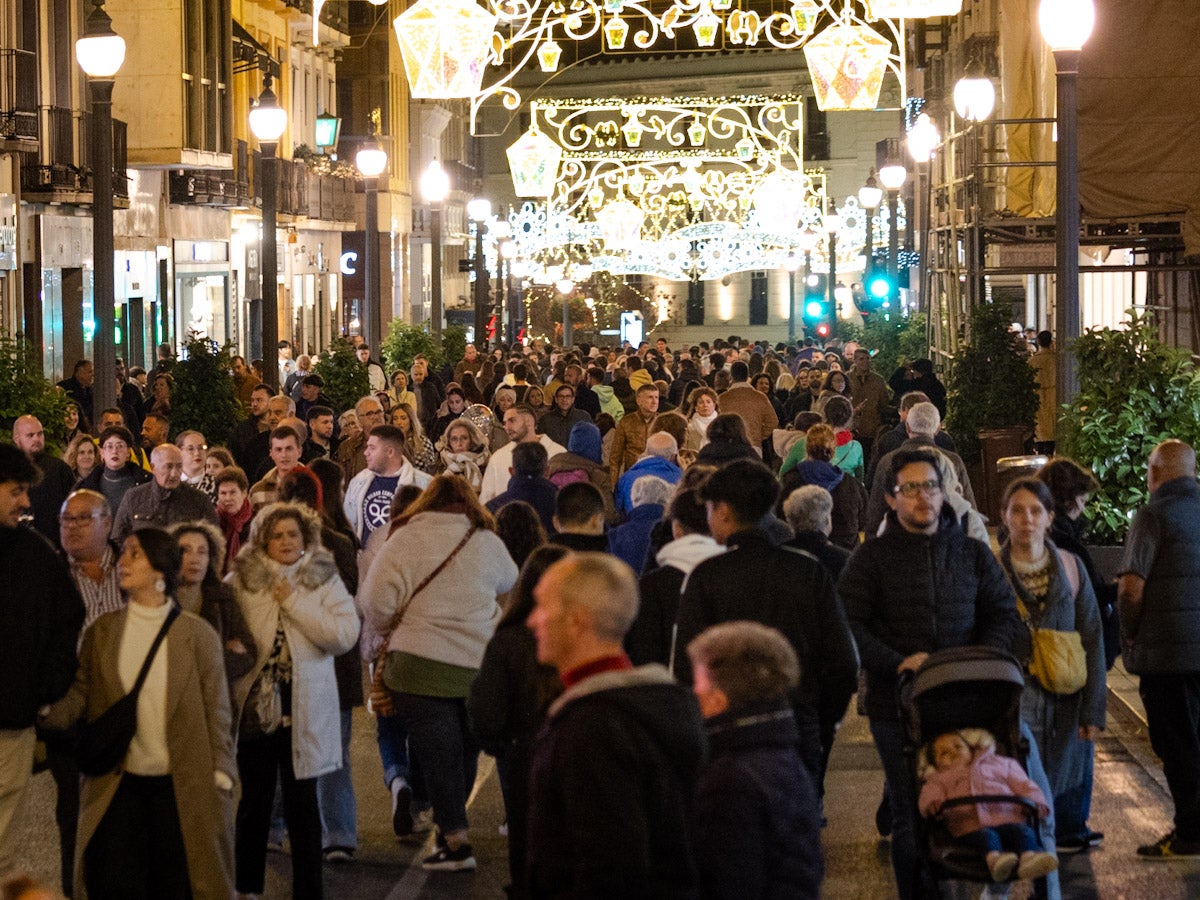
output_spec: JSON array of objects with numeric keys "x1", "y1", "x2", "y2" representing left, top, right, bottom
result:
[
  {"x1": 839, "y1": 449, "x2": 1036, "y2": 900},
  {"x1": 337, "y1": 396, "x2": 386, "y2": 482},
  {"x1": 536, "y1": 383, "x2": 592, "y2": 448},
  {"x1": 51, "y1": 489, "x2": 123, "y2": 896}
]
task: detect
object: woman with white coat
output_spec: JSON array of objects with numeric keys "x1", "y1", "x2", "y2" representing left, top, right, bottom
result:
[
  {"x1": 360, "y1": 475, "x2": 518, "y2": 872},
  {"x1": 228, "y1": 502, "x2": 360, "y2": 900}
]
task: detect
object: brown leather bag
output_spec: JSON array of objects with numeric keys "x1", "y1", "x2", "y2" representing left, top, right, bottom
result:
[{"x1": 368, "y1": 526, "x2": 477, "y2": 717}]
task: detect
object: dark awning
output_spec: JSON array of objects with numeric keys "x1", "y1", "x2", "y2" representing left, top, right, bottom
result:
[{"x1": 233, "y1": 20, "x2": 279, "y2": 78}]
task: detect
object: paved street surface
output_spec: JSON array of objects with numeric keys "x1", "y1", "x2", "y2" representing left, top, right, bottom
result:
[{"x1": 9, "y1": 671, "x2": 1200, "y2": 899}]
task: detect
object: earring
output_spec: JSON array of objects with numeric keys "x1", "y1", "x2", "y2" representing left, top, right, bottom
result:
[{"x1": 154, "y1": 578, "x2": 166, "y2": 594}]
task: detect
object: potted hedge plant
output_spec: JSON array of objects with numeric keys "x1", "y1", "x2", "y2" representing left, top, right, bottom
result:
[
  {"x1": 0, "y1": 335, "x2": 70, "y2": 447},
  {"x1": 162, "y1": 332, "x2": 241, "y2": 445},
  {"x1": 945, "y1": 302, "x2": 1039, "y2": 519},
  {"x1": 1059, "y1": 310, "x2": 1200, "y2": 547},
  {"x1": 312, "y1": 338, "x2": 371, "y2": 414}
]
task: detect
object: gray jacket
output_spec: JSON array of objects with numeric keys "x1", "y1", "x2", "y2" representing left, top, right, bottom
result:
[{"x1": 112, "y1": 480, "x2": 217, "y2": 546}]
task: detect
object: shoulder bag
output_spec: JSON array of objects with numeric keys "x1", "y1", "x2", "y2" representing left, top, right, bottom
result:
[
  {"x1": 1018, "y1": 548, "x2": 1087, "y2": 696},
  {"x1": 77, "y1": 604, "x2": 180, "y2": 777},
  {"x1": 369, "y1": 526, "x2": 478, "y2": 717}
]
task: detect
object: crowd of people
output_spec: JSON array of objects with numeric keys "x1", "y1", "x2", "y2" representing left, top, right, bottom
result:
[{"x1": 0, "y1": 329, "x2": 1197, "y2": 900}]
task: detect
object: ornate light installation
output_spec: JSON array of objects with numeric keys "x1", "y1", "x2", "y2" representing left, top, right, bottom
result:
[
  {"x1": 506, "y1": 123, "x2": 564, "y2": 198},
  {"x1": 393, "y1": 0, "x2": 499, "y2": 99},
  {"x1": 803, "y1": 8, "x2": 896, "y2": 111}
]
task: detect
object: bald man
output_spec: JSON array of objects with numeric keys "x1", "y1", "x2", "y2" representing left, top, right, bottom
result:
[
  {"x1": 1119, "y1": 439, "x2": 1200, "y2": 858},
  {"x1": 10, "y1": 415, "x2": 76, "y2": 547},
  {"x1": 111, "y1": 444, "x2": 217, "y2": 545}
]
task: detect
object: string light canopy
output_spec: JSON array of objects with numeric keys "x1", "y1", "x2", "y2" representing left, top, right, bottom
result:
[
  {"x1": 803, "y1": 17, "x2": 894, "y2": 111},
  {"x1": 393, "y1": 0, "x2": 498, "y2": 99}
]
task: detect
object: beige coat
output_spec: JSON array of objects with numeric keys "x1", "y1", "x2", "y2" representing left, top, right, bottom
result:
[
  {"x1": 44, "y1": 607, "x2": 236, "y2": 900},
  {"x1": 1029, "y1": 348, "x2": 1057, "y2": 442}
]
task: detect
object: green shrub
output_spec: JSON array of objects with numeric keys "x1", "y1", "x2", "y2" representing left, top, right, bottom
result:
[
  {"x1": 382, "y1": 320, "x2": 442, "y2": 376},
  {"x1": 313, "y1": 338, "x2": 371, "y2": 413},
  {"x1": 0, "y1": 336, "x2": 71, "y2": 449},
  {"x1": 170, "y1": 332, "x2": 242, "y2": 446},
  {"x1": 859, "y1": 311, "x2": 928, "y2": 383},
  {"x1": 1060, "y1": 311, "x2": 1200, "y2": 544},
  {"x1": 945, "y1": 303, "x2": 1038, "y2": 464}
]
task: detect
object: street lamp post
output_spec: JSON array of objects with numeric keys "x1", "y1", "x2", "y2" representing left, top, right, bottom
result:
[
  {"x1": 858, "y1": 171, "x2": 883, "y2": 281},
  {"x1": 1040, "y1": 0, "x2": 1095, "y2": 408},
  {"x1": 557, "y1": 278, "x2": 575, "y2": 346},
  {"x1": 75, "y1": 0, "x2": 125, "y2": 428},
  {"x1": 467, "y1": 198, "x2": 492, "y2": 349},
  {"x1": 249, "y1": 74, "x2": 287, "y2": 391},
  {"x1": 421, "y1": 160, "x2": 450, "y2": 337},
  {"x1": 355, "y1": 138, "x2": 388, "y2": 354},
  {"x1": 823, "y1": 213, "x2": 841, "y2": 312},
  {"x1": 500, "y1": 238, "x2": 518, "y2": 345},
  {"x1": 783, "y1": 253, "x2": 801, "y2": 343},
  {"x1": 878, "y1": 161, "x2": 907, "y2": 284}
]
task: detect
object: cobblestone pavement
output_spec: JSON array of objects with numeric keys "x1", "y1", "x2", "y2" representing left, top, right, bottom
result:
[{"x1": 9, "y1": 674, "x2": 1200, "y2": 899}]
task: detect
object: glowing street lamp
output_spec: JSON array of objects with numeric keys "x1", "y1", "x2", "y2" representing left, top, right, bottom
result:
[
  {"x1": 859, "y1": 170, "x2": 883, "y2": 276},
  {"x1": 76, "y1": 0, "x2": 125, "y2": 425},
  {"x1": 954, "y1": 59, "x2": 996, "y2": 122},
  {"x1": 356, "y1": 137, "x2": 389, "y2": 353},
  {"x1": 1040, "y1": 0, "x2": 1095, "y2": 406},
  {"x1": 248, "y1": 75, "x2": 288, "y2": 389}
]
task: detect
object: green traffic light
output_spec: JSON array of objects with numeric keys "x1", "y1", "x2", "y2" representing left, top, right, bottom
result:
[
  {"x1": 868, "y1": 275, "x2": 891, "y2": 299},
  {"x1": 805, "y1": 300, "x2": 824, "y2": 318}
]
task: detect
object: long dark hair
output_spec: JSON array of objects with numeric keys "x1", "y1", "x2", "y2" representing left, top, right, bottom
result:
[
  {"x1": 126, "y1": 527, "x2": 182, "y2": 597},
  {"x1": 494, "y1": 501, "x2": 547, "y2": 570},
  {"x1": 499, "y1": 544, "x2": 570, "y2": 628},
  {"x1": 308, "y1": 457, "x2": 358, "y2": 544}
]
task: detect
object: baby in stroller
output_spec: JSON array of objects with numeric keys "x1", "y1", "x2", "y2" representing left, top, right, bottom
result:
[{"x1": 918, "y1": 728, "x2": 1059, "y2": 883}]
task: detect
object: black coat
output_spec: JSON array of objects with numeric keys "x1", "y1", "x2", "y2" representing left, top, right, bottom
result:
[
  {"x1": 29, "y1": 452, "x2": 77, "y2": 548},
  {"x1": 629, "y1": 565, "x2": 686, "y2": 666},
  {"x1": 693, "y1": 704, "x2": 823, "y2": 900},
  {"x1": 573, "y1": 384, "x2": 601, "y2": 418},
  {"x1": 0, "y1": 525, "x2": 83, "y2": 728},
  {"x1": 839, "y1": 507, "x2": 1021, "y2": 721},
  {"x1": 323, "y1": 525, "x2": 364, "y2": 709},
  {"x1": 694, "y1": 439, "x2": 760, "y2": 468},
  {"x1": 785, "y1": 531, "x2": 851, "y2": 580},
  {"x1": 674, "y1": 529, "x2": 859, "y2": 735},
  {"x1": 527, "y1": 667, "x2": 705, "y2": 899}
]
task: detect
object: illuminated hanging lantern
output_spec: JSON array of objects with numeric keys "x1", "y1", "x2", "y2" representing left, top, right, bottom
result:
[
  {"x1": 735, "y1": 137, "x2": 755, "y2": 161},
  {"x1": 791, "y1": 0, "x2": 820, "y2": 35},
  {"x1": 604, "y1": 15, "x2": 629, "y2": 49},
  {"x1": 865, "y1": 0, "x2": 963, "y2": 17},
  {"x1": 712, "y1": 0, "x2": 733, "y2": 9},
  {"x1": 506, "y1": 125, "x2": 563, "y2": 198},
  {"x1": 693, "y1": 10, "x2": 720, "y2": 46},
  {"x1": 604, "y1": 0, "x2": 624, "y2": 11},
  {"x1": 588, "y1": 184, "x2": 606, "y2": 209},
  {"x1": 537, "y1": 39, "x2": 562, "y2": 72},
  {"x1": 393, "y1": 0, "x2": 498, "y2": 99},
  {"x1": 803, "y1": 21, "x2": 892, "y2": 111},
  {"x1": 596, "y1": 196, "x2": 645, "y2": 250},
  {"x1": 753, "y1": 170, "x2": 809, "y2": 233},
  {"x1": 687, "y1": 116, "x2": 706, "y2": 147},
  {"x1": 627, "y1": 170, "x2": 647, "y2": 196},
  {"x1": 621, "y1": 112, "x2": 645, "y2": 148}
]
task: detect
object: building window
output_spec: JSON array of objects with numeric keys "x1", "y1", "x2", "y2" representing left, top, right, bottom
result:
[
  {"x1": 805, "y1": 96, "x2": 830, "y2": 161},
  {"x1": 749, "y1": 271, "x2": 768, "y2": 326}
]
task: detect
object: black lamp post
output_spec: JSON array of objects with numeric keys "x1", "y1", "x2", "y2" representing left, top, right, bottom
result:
[
  {"x1": 356, "y1": 138, "x2": 388, "y2": 354},
  {"x1": 467, "y1": 198, "x2": 492, "y2": 349},
  {"x1": 421, "y1": 160, "x2": 450, "y2": 338},
  {"x1": 1040, "y1": 0, "x2": 1095, "y2": 408},
  {"x1": 249, "y1": 74, "x2": 287, "y2": 391},
  {"x1": 75, "y1": 0, "x2": 125, "y2": 427}
]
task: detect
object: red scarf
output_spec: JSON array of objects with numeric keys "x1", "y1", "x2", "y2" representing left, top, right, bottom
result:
[
  {"x1": 561, "y1": 653, "x2": 633, "y2": 689},
  {"x1": 218, "y1": 498, "x2": 253, "y2": 572},
  {"x1": 835, "y1": 429, "x2": 853, "y2": 446}
]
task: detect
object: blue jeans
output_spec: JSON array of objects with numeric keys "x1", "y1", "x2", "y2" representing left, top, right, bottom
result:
[
  {"x1": 869, "y1": 718, "x2": 1060, "y2": 900},
  {"x1": 317, "y1": 710, "x2": 358, "y2": 850},
  {"x1": 375, "y1": 710, "x2": 411, "y2": 790},
  {"x1": 392, "y1": 693, "x2": 478, "y2": 835},
  {"x1": 1051, "y1": 734, "x2": 1094, "y2": 841},
  {"x1": 957, "y1": 823, "x2": 1041, "y2": 856}
]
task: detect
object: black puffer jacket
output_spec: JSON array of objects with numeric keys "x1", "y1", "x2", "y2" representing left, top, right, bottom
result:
[
  {"x1": 528, "y1": 666, "x2": 705, "y2": 899},
  {"x1": 674, "y1": 529, "x2": 859, "y2": 731},
  {"x1": 839, "y1": 507, "x2": 1020, "y2": 721},
  {"x1": 692, "y1": 703, "x2": 823, "y2": 900}
]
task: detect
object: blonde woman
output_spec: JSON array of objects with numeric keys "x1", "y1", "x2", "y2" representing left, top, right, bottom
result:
[
  {"x1": 64, "y1": 432, "x2": 100, "y2": 481},
  {"x1": 391, "y1": 402, "x2": 437, "y2": 475},
  {"x1": 389, "y1": 370, "x2": 417, "y2": 410},
  {"x1": 436, "y1": 419, "x2": 491, "y2": 493},
  {"x1": 683, "y1": 386, "x2": 720, "y2": 452}
]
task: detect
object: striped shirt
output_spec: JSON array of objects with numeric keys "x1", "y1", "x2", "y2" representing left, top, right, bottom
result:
[{"x1": 68, "y1": 546, "x2": 126, "y2": 636}]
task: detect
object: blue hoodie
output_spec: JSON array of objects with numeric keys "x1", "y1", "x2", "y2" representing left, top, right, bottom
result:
[
  {"x1": 568, "y1": 421, "x2": 603, "y2": 464},
  {"x1": 615, "y1": 456, "x2": 683, "y2": 516},
  {"x1": 794, "y1": 459, "x2": 845, "y2": 493}
]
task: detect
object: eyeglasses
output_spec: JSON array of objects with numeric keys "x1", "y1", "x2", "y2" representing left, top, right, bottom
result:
[
  {"x1": 894, "y1": 480, "x2": 942, "y2": 498},
  {"x1": 60, "y1": 513, "x2": 106, "y2": 526}
]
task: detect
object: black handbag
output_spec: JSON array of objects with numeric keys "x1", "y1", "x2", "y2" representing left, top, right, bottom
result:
[{"x1": 77, "y1": 605, "x2": 180, "y2": 777}]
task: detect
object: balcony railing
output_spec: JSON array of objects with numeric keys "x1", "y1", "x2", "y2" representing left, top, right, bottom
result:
[
  {"x1": 0, "y1": 49, "x2": 38, "y2": 145},
  {"x1": 20, "y1": 105, "x2": 129, "y2": 201},
  {"x1": 169, "y1": 140, "x2": 252, "y2": 207},
  {"x1": 250, "y1": 150, "x2": 355, "y2": 223}
]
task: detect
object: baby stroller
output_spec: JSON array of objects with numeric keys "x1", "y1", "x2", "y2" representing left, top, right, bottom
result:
[{"x1": 900, "y1": 646, "x2": 1051, "y2": 899}]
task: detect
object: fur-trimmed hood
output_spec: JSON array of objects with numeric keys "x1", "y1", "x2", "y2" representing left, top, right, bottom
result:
[{"x1": 230, "y1": 502, "x2": 339, "y2": 593}]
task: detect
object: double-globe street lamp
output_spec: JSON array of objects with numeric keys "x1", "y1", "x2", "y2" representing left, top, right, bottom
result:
[
  {"x1": 1039, "y1": 0, "x2": 1095, "y2": 408},
  {"x1": 75, "y1": 0, "x2": 125, "y2": 428},
  {"x1": 421, "y1": 160, "x2": 450, "y2": 337},
  {"x1": 355, "y1": 138, "x2": 389, "y2": 353},
  {"x1": 249, "y1": 75, "x2": 287, "y2": 391},
  {"x1": 858, "y1": 170, "x2": 884, "y2": 285},
  {"x1": 878, "y1": 158, "x2": 907, "y2": 285}
]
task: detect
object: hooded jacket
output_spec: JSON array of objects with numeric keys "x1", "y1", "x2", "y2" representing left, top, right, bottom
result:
[
  {"x1": 628, "y1": 535, "x2": 725, "y2": 666},
  {"x1": 794, "y1": 459, "x2": 845, "y2": 492},
  {"x1": 591, "y1": 383, "x2": 626, "y2": 421},
  {"x1": 528, "y1": 665, "x2": 705, "y2": 899},
  {"x1": 615, "y1": 455, "x2": 683, "y2": 516},
  {"x1": 918, "y1": 739, "x2": 1049, "y2": 838}
]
